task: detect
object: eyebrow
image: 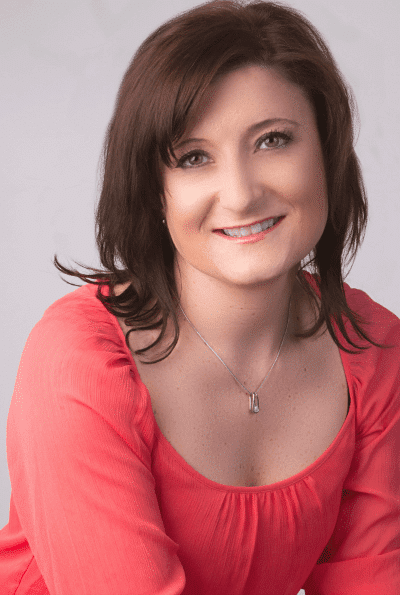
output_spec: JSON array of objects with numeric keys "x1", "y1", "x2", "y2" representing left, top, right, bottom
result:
[{"x1": 173, "y1": 118, "x2": 301, "y2": 150}]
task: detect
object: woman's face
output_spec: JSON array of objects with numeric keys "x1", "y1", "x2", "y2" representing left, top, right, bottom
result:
[{"x1": 161, "y1": 65, "x2": 328, "y2": 289}]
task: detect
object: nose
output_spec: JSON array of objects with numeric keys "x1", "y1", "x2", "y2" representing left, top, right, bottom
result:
[{"x1": 217, "y1": 154, "x2": 264, "y2": 214}]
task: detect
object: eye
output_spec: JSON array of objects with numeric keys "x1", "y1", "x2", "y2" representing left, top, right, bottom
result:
[
  {"x1": 174, "y1": 129, "x2": 293, "y2": 169},
  {"x1": 257, "y1": 130, "x2": 293, "y2": 150},
  {"x1": 176, "y1": 151, "x2": 209, "y2": 169}
]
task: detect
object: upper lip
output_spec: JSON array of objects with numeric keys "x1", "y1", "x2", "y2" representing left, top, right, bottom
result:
[{"x1": 215, "y1": 215, "x2": 283, "y2": 231}]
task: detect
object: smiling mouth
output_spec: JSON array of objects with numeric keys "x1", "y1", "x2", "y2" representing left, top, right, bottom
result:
[{"x1": 217, "y1": 216, "x2": 283, "y2": 237}]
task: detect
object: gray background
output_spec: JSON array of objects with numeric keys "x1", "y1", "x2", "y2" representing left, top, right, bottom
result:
[{"x1": 1, "y1": 2, "x2": 399, "y2": 590}]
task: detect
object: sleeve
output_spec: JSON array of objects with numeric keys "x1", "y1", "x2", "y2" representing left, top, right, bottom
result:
[
  {"x1": 6, "y1": 303, "x2": 186, "y2": 595},
  {"x1": 303, "y1": 305, "x2": 400, "y2": 594}
]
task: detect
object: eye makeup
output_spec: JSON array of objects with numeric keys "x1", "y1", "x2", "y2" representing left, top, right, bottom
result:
[{"x1": 174, "y1": 128, "x2": 295, "y2": 169}]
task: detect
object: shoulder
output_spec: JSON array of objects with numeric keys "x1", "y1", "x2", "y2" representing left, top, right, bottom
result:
[
  {"x1": 339, "y1": 278, "x2": 400, "y2": 385},
  {"x1": 303, "y1": 272, "x2": 400, "y2": 430},
  {"x1": 30, "y1": 282, "x2": 127, "y2": 356},
  {"x1": 8, "y1": 283, "x2": 155, "y2": 489},
  {"x1": 337, "y1": 279, "x2": 399, "y2": 434},
  {"x1": 303, "y1": 271, "x2": 400, "y2": 345},
  {"x1": 342, "y1": 280, "x2": 400, "y2": 351},
  {"x1": 15, "y1": 282, "x2": 150, "y2": 429}
]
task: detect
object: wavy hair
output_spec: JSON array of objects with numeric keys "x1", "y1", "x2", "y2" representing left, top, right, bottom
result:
[{"x1": 54, "y1": 0, "x2": 394, "y2": 363}]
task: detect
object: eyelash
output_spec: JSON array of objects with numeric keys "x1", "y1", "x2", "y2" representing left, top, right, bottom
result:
[{"x1": 175, "y1": 129, "x2": 294, "y2": 169}]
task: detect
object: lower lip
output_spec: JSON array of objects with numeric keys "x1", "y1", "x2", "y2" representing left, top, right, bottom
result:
[{"x1": 213, "y1": 217, "x2": 284, "y2": 244}]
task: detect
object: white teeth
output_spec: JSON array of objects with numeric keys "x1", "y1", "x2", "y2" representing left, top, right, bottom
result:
[
  {"x1": 251, "y1": 223, "x2": 263, "y2": 234},
  {"x1": 223, "y1": 218, "x2": 278, "y2": 237},
  {"x1": 260, "y1": 218, "x2": 277, "y2": 232}
]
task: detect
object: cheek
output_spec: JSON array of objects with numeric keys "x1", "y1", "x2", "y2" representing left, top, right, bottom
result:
[
  {"x1": 164, "y1": 178, "x2": 210, "y2": 229},
  {"x1": 163, "y1": 191, "x2": 202, "y2": 248},
  {"x1": 279, "y1": 152, "x2": 327, "y2": 217},
  {"x1": 267, "y1": 155, "x2": 328, "y2": 244}
]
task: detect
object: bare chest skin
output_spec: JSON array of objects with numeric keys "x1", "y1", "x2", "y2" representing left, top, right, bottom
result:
[{"x1": 115, "y1": 286, "x2": 350, "y2": 488}]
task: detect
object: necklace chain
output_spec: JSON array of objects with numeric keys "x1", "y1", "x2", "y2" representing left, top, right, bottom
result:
[{"x1": 178, "y1": 294, "x2": 292, "y2": 413}]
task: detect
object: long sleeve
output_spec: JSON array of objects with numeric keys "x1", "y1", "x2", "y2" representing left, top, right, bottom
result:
[
  {"x1": 303, "y1": 291, "x2": 400, "y2": 594},
  {"x1": 5, "y1": 291, "x2": 186, "y2": 595}
]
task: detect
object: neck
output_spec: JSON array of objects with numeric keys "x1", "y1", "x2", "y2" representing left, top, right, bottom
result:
[{"x1": 173, "y1": 261, "x2": 306, "y2": 375}]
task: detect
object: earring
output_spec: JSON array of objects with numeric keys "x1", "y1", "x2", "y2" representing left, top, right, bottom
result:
[{"x1": 162, "y1": 219, "x2": 166, "y2": 225}]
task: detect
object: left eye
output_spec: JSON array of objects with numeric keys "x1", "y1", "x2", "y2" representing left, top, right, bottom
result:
[{"x1": 258, "y1": 131, "x2": 292, "y2": 150}]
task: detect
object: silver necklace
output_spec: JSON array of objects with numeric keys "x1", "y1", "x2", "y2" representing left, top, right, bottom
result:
[{"x1": 178, "y1": 294, "x2": 292, "y2": 414}]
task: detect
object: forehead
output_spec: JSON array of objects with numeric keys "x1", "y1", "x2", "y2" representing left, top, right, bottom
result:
[{"x1": 183, "y1": 65, "x2": 315, "y2": 137}]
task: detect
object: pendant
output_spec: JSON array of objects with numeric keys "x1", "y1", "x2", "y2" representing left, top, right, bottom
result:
[{"x1": 249, "y1": 392, "x2": 259, "y2": 413}]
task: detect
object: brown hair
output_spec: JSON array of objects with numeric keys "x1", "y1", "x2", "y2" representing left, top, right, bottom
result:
[{"x1": 54, "y1": 0, "x2": 394, "y2": 363}]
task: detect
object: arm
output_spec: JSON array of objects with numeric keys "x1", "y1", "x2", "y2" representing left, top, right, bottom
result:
[
  {"x1": 303, "y1": 319, "x2": 400, "y2": 594},
  {"x1": 5, "y1": 306, "x2": 186, "y2": 594}
]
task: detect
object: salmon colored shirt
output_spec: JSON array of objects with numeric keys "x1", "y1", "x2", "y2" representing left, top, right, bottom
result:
[{"x1": 0, "y1": 272, "x2": 399, "y2": 595}]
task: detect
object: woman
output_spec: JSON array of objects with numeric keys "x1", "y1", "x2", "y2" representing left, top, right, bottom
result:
[{"x1": 1, "y1": 1, "x2": 399, "y2": 593}]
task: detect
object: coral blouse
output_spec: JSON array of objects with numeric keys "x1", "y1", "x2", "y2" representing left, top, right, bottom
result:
[{"x1": 0, "y1": 272, "x2": 399, "y2": 594}]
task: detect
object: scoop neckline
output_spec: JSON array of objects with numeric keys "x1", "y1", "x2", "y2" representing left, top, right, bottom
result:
[
  {"x1": 98, "y1": 272, "x2": 355, "y2": 493},
  {"x1": 151, "y1": 383, "x2": 353, "y2": 492}
]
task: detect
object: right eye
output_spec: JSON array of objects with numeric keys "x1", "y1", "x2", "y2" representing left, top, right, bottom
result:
[{"x1": 176, "y1": 151, "x2": 209, "y2": 169}]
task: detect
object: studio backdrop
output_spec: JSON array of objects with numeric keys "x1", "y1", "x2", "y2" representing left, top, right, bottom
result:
[{"x1": 1, "y1": 0, "x2": 399, "y2": 547}]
